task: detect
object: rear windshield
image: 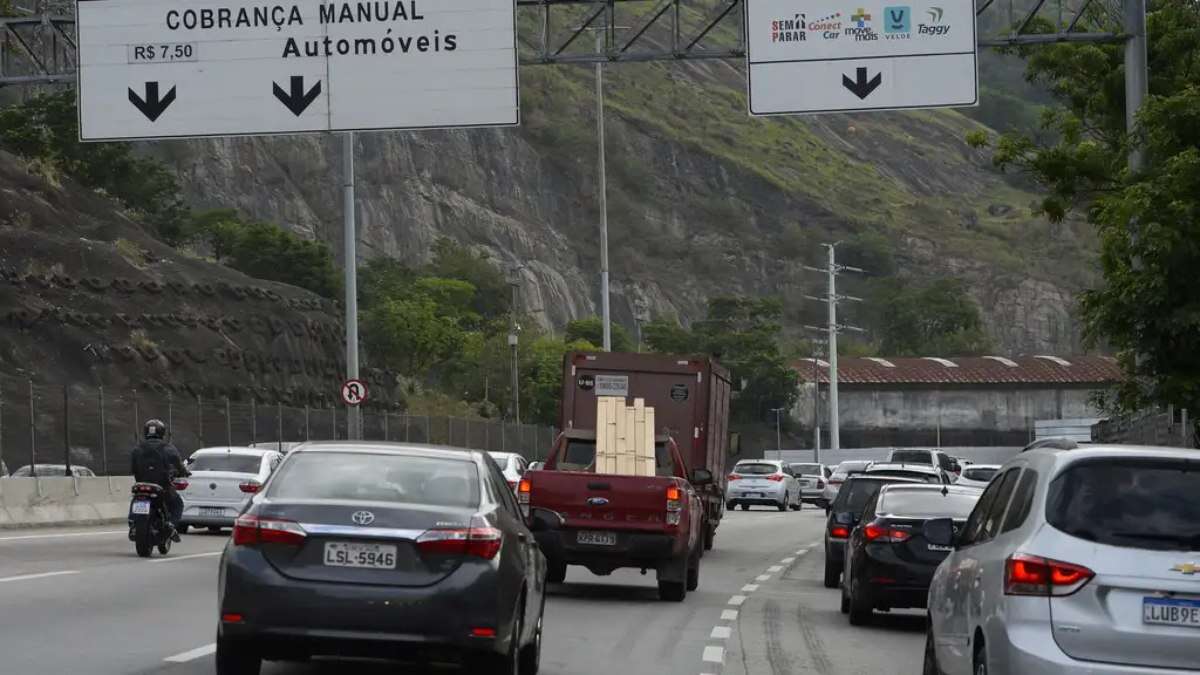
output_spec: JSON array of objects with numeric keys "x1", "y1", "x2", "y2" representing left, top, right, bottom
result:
[
  {"x1": 790, "y1": 464, "x2": 823, "y2": 476},
  {"x1": 869, "y1": 469, "x2": 941, "y2": 484},
  {"x1": 879, "y1": 490, "x2": 979, "y2": 518},
  {"x1": 188, "y1": 454, "x2": 261, "y2": 474},
  {"x1": 556, "y1": 440, "x2": 676, "y2": 477},
  {"x1": 269, "y1": 452, "x2": 480, "y2": 508},
  {"x1": 890, "y1": 450, "x2": 933, "y2": 464},
  {"x1": 734, "y1": 463, "x2": 778, "y2": 475},
  {"x1": 833, "y1": 461, "x2": 871, "y2": 477},
  {"x1": 834, "y1": 480, "x2": 891, "y2": 513},
  {"x1": 963, "y1": 467, "x2": 998, "y2": 482},
  {"x1": 1046, "y1": 458, "x2": 1200, "y2": 551}
]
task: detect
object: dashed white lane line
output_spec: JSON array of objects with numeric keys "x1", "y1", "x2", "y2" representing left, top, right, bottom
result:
[
  {"x1": 768, "y1": 565, "x2": 783, "y2": 572},
  {"x1": 728, "y1": 595, "x2": 747, "y2": 606},
  {"x1": 0, "y1": 570, "x2": 80, "y2": 583},
  {"x1": 741, "y1": 583, "x2": 759, "y2": 592},
  {"x1": 710, "y1": 625, "x2": 732, "y2": 639},
  {"x1": 755, "y1": 574, "x2": 771, "y2": 582},
  {"x1": 0, "y1": 530, "x2": 124, "y2": 542},
  {"x1": 702, "y1": 646, "x2": 725, "y2": 664},
  {"x1": 781, "y1": 557, "x2": 796, "y2": 564},
  {"x1": 721, "y1": 609, "x2": 739, "y2": 621},
  {"x1": 149, "y1": 552, "x2": 221, "y2": 564},
  {"x1": 164, "y1": 643, "x2": 215, "y2": 663}
]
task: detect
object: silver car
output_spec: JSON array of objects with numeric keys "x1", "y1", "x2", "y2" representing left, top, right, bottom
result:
[
  {"x1": 952, "y1": 463, "x2": 1001, "y2": 489},
  {"x1": 726, "y1": 460, "x2": 802, "y2": 511},
  {"x1": 924, "y1": 443, "x2": 1200, "y2": 675},
  {"x1": 823, "y1": 460, "x2": 873, "y2": 505},
  {"x1": 179, "y1": 447, "x2": 282, "y2": 533},
  {"x1": 788, "y1": 462, "x2": 830, "y2": 506}
]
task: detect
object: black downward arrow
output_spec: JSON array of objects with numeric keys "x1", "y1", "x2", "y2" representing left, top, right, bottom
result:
[
  {"x1": 273, "y1": 76, "x2": 322, "y2": 116},
  {"x1": 842, "y1": 67, "x2": 883, "y2": 100},
  {"x1": 128, "y1": 82, "x2": 176, "y2": 122}
]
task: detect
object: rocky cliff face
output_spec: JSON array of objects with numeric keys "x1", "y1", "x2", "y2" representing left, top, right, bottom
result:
[{"x1": 157, "y1": 57, "x2": 1096, "y2": 355}]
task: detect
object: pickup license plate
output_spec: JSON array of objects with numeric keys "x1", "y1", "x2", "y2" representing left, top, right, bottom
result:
[
  {"x1": 130, "y1": 501, "x2": 151, "y2": 515},
  {"x1": 323, "y1": 542, "x2": 397, "y2": 569},
  {"x1": 1143, "y1": 597, "x2": 1200, "y2": 628},
  {"x1": 199, "y1": 507, "x2": 224, "y2": 517},
  {"x1": 576, "y1": 531, "x2": 617, "y2": 546}
]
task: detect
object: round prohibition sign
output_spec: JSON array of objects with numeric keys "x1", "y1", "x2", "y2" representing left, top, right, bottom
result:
[{"x1": 340, "y1": 379, "x2": 368, "y2": 406}]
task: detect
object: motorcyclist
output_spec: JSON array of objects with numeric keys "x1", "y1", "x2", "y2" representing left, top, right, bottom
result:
[{"x1": 130, "y1": 418, "x2": 188, "y2": 542}]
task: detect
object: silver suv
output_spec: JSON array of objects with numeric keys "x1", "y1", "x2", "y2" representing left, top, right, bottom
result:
[{"x1": 923, "y1": 443, "x2": 1200, "y2": 674}]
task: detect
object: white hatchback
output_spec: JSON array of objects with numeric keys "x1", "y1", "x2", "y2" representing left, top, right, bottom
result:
[
  {"x1": 924, "y1": 443, "x2": 1200, "y2": 675},
  {"x1": 178, "y1": 447, "x2": 282, "y2": 533},
  {"x1": 726, "y1": 460, "x2": 802, "y2": 511},
  {"x1": 487, "y1": 451, "x2": 529, "y2": 491}
]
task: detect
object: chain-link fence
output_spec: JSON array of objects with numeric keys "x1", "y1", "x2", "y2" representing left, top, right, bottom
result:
[{"x1": 0, "y1": 376, "x2": 558, "y2": 476}]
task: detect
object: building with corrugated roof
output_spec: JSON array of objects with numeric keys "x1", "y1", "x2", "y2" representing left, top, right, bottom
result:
[{"x1": 792, "y1": 355, "x2": 1121, "y2": 447}]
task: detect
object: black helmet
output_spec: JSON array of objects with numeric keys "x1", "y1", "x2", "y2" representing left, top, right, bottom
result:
[{"x1": 143, "y1": 419, "x2": 167, "y2": 440}]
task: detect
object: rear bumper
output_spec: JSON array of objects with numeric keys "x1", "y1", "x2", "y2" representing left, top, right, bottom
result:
[
  {"x1": 533, "y1": 528, "x2": 682, "y2": 572},
  {"x1": 800, "y1": 488, "x2": 826, "y2": 503},
  {"x1": 180, "y1": 501, "x2": 244, "y2": 526},
  {"x1": 219, "y1": 546, "x2": 513, "y2": 659},
  {"x1": 858, "y1": 549, "x2": 939, "y2": 609},
  {"x1": 727, "y1": 484, "x2": 786, "y2": 504}
]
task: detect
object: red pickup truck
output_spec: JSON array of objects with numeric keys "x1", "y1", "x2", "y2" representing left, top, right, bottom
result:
[{"x1": 519, "y1": 429, "x2": 712, "y2": 601}]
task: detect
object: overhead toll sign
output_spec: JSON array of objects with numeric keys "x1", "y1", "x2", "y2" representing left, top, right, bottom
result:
[
  {"x1": 75, "y1": 0, "x2": 519, "y2": 140},
  {"x1": 744, "y1": 1, "x2": 977, "y2": 115}
]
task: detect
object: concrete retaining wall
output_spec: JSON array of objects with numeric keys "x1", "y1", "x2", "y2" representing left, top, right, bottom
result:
[{"x1": 0, "y1": 476, "x2": 134, "y2": 528}]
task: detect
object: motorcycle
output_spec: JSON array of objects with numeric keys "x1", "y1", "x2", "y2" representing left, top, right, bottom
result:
[{"x1": 128, "y1": 480, "x2": 184, "y2": 557}]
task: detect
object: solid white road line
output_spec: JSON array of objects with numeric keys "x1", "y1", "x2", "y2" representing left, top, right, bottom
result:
[
  {"x1": 0, "y1": 530, "x2": 124, "y2": 542},
  {"x1": 0, "y1": 570, "x2": 79, "y2": 583},
  {"x1": 768, "y1": 565, "x2": 783, "y2": 572},
  {"x1": 728, "y1": 595, "x2": 747, "y2": 606},
  {"x1": 149, "y1": 552, "x2": 221, "y2": 564},
  {"x1": 164, "y1": 643, "x2": 216, "y2": 663},
  {"x1": 721, "y1": 609, "x2": 739, "y2": 621},
  {"x1": 702, "y1": 646, "x2": 725, "y2": 664},
  {"x1": 755, "y1": 574, "x2": 771, "y2": 582},
  {"x1": 710, "y1": 626, "x2": 732, "y2": 639},
  {"x1": 741, "y1": 584, "x2": 759, "y2": 592}
]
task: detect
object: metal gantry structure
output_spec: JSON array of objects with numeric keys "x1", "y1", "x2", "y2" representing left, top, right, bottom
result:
[{"x1": 1, "y1": 0, "x2": 1132, "y2": 87}]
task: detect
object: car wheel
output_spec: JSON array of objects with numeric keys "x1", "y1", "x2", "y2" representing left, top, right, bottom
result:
[
  {"x1": 215, "y1": 634, "x2": 261, "y2": 675},
  {"x1": 973, "y1": 638, "x2": 988, "y2": 675},
  {"x1": 658, "y1": 555, "x2": 688, "y2": 602},
  {"x1": 823, "y1": 558, "x2": 840, "y2": 589},
  {"x1": 839, "y1": 583, "x2": 850, "y2": 614},
  {"x1": 923, "y1": 624, "x2": 942, "y2": 675},
  {"x1": 519, "y1": 604, "x2": 542, "y2": 675},
  {"x1": 726, "y1": 501, "x2": 736, "y2": 511},
  {"x1": 778, "y1": 495, "x2": 788, "y2": 512},
  {"x1": 209, "y1": 526, "x2": 223, "y2": 533},
  {"x1": 848, "y1": 576, "x2": 873, "y2": 626},
  {"x1": 177, "y1": 524, "x2": 189, "y2": 535},
  {"x1": 546, "y1": 560, "x2": 566, "y2": 585},
  {"x1": 686, "y1": 548, "x2": 701, "y2": 591},
  {"x1": 740, "y1": 503, "x2": 750, "y2": 511},
  {"x1": 703, "y1": 522, "x2": 715, "y2": 551}
]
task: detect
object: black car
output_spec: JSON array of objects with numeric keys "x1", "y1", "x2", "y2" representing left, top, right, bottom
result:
[
  {"x1": 841, "y1": 484, "x2": 979, "y2": 626},
  {"x1": 822, "y1": 475, "x2": 923, "y2": 588},
  {"x1": 217, "y1": 442, "x2": 546, "y2": 675}
]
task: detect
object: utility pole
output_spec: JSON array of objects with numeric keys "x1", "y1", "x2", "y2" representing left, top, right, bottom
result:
[
  {"x1": 771, "y1": 407, "x2": 785, "y2": 455},
  {"x1": 804, "y1": 243, "x2": 865, "y2": 455},
  {"x1": 343, "y1": 132, "x2": 361, "y2": 440},
  {"x1": 508, "y1": 266, "x2": 523, "y2": 425},
  {"x1": 595, "y1": 27, "x2": 612, "y2": 352}
]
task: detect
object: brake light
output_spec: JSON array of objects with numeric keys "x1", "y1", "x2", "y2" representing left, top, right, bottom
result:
[
  {"x1": 728, "y1": 473, "x2": 741, "y2": 481},
  {"x1": 863, "y1": 523, "x2": 912, "y2": 543},
  {"x1": 171, "y1": 479, "x2": 188, "y2": 490},
  {"x1": 829, "y1": 526, "x2": 850, "y2": 539},
  {"x1": 416, "y1": 526, "x2": 502, "y2": 559},
  {"x1": 470, "y1": 627, "x2": 497, "y2": 638},
  {"x1": 816, "y1": 479, "x2": 825, "y2": 489},
  {"x1": 238, "y1": 480, "x2": 262, "y2": 494},
  {"x1": 517, "y1": 478, "x2": 531, "y2": 518},
  {"x1": 221, "y1": 613, "x2": 244, "y2": 623},
  {"x1": 766, "y1": 474, "x2": 786, "y2": 482},
  {"x1": 232, "y1": 514, "x2": 307, "y2": 547},
  {"x1": 1005, "y1": 553, "x2": 1094, "y2": 596}
]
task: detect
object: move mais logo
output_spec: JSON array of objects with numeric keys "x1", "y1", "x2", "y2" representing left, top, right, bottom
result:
[
  {"x1": 770, "y1": 12, "x2": 807, "y2": 42},
  {"x1": 850, "y1": 7, "x2": 872, "y2": 27},
  {"x1": 844, "y1": 7, "x2": 878, "y2": 40}
]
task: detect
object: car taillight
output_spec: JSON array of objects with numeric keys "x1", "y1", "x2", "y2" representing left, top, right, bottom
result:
[
  {"x1": 829, "y1": 479, "x2": 843, "y2": 486},
  {"x1": 416, "y1": 526, "x2": 502, "y2": 560},
  {"x1": 816, "y1": 479, "x2": 825, "y2": 489},
  {"x1": 829, "y1": 526, "x2": 850, "y2": 539},
  {"x1": 238, "y1": 480, "x2": 262, "y2": 494},
  {"x1": 666, "y1": 486, "x2": 683, "y2": 512},
  {"x1": 863, "y1": 523, "x2": 912, "y2": 543},
  {"x1": 232, "y1": 514, "x2": 306, "y2": 547},
  {"x1": 517, "y1": 478, "x2": 531, "y2": 518},
  {"x1": 766, "y1": 474, "x2": 785, "y2": 482},
  {"x1": 727, "y1": 473, "x2": 741, "y2": 481},
  {"x1": 1005, "y1": 553, "x2": 1094, "y2": 596},
  {"x1": 172, "y1": 479, "x2": 189, "y2": 490}
]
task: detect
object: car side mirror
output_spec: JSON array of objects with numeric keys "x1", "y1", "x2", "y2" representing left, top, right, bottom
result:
[
  {"x1": 924, "y1": 518, "x2": 956, "y2": 548},
  {"x1": 691, "y1": 468, "x2": 714, "y2": 485}
]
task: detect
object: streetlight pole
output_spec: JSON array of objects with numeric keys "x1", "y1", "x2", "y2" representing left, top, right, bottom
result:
[
  {"x1": 771, "y1": 407, "x2": 785, "y2": 455},
  {"x1": 826, "y1": 244, "x2": 839, "y2": 455},
  {"x1": 342, "y1": 132, "x2": 361, "y2": 441},
  {"x1": 509, "y1": 267, "x2": 523, "y2": 426},
  {"x1": 594, "y1": 28, "x2": 612, "y2": 352}
]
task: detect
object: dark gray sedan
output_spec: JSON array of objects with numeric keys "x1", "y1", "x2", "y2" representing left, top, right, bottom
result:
[{"x1": 216, "y1": 442, "x2": 546, "y2": 675}]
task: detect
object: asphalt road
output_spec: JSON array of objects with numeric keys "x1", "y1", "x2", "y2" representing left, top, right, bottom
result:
[{"x1": 0, "y1": 509, "x2": 924, "y2": 675}]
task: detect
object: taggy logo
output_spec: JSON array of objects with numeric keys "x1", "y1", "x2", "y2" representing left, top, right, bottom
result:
[
  {"x1": 918, "y1": 5, "x2": 952, "y2": 35},
  {"x1": 770, "y1": 13, "x2": 807, "y2": 42}
]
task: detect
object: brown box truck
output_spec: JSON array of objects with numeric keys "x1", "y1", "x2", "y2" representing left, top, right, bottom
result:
[{"x1": 559, "y1": 351, "x2": 732, "y2": 550}]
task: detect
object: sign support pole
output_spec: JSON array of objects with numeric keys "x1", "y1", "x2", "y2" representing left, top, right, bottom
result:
[{"x1": 343, "y1": 132, "x2": 361, "y2": 441}]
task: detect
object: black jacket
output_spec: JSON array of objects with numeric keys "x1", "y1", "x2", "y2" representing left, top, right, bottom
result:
[{"x1": 131, "y1": 439, "x2": 185, "y2": 486}]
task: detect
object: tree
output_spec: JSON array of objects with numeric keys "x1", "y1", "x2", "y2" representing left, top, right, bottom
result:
[
  {"x1": 565, "y1": 316, "x2": 634, "y2": 352},
  {"x1": 694, "y1": 297, "x2": 798, "y2": 423},
  {"x1": 364, "y1": 296, "x2": 466, "y2": 375},
  {"x1": 228, "y1": 221, "x2": 340, "y2": 298},
  {"x1": 874, "y1": 279, "x2": 991, "y2": 356},
  {"x1": 643, "y1": 316, "x2": 700, "y2": 354},
  {"x1": 424, "y1": 238, "x2": 511, "y2": 320},
  {"x1": 971, "y1": 0, "x2": 1200, "y2": 420}
]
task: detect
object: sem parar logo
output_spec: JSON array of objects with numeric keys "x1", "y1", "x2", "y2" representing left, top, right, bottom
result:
[{"x1": 771, "y1": 13, "x2": 806, "y2": 42}]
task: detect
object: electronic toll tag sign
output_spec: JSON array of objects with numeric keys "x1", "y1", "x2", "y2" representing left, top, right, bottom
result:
[{"x1": 75, "y1": 0, "x2": 519, "y2": 140}]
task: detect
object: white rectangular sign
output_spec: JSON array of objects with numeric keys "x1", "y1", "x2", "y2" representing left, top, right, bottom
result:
[
  {"x1": 594, "y1": 375, "x2": 629, "y2": 398},
  {"x1": 76, "y1": 0, "x2": 518, "y2": 140},
  {"x1": 745, "y1": 0, "x2": 977, "y2": 115}
]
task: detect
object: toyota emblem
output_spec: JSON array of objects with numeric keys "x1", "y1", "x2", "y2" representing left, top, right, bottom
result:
[{"x1": 351, "y1": 511, "x2": 375, "y2": 526}]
